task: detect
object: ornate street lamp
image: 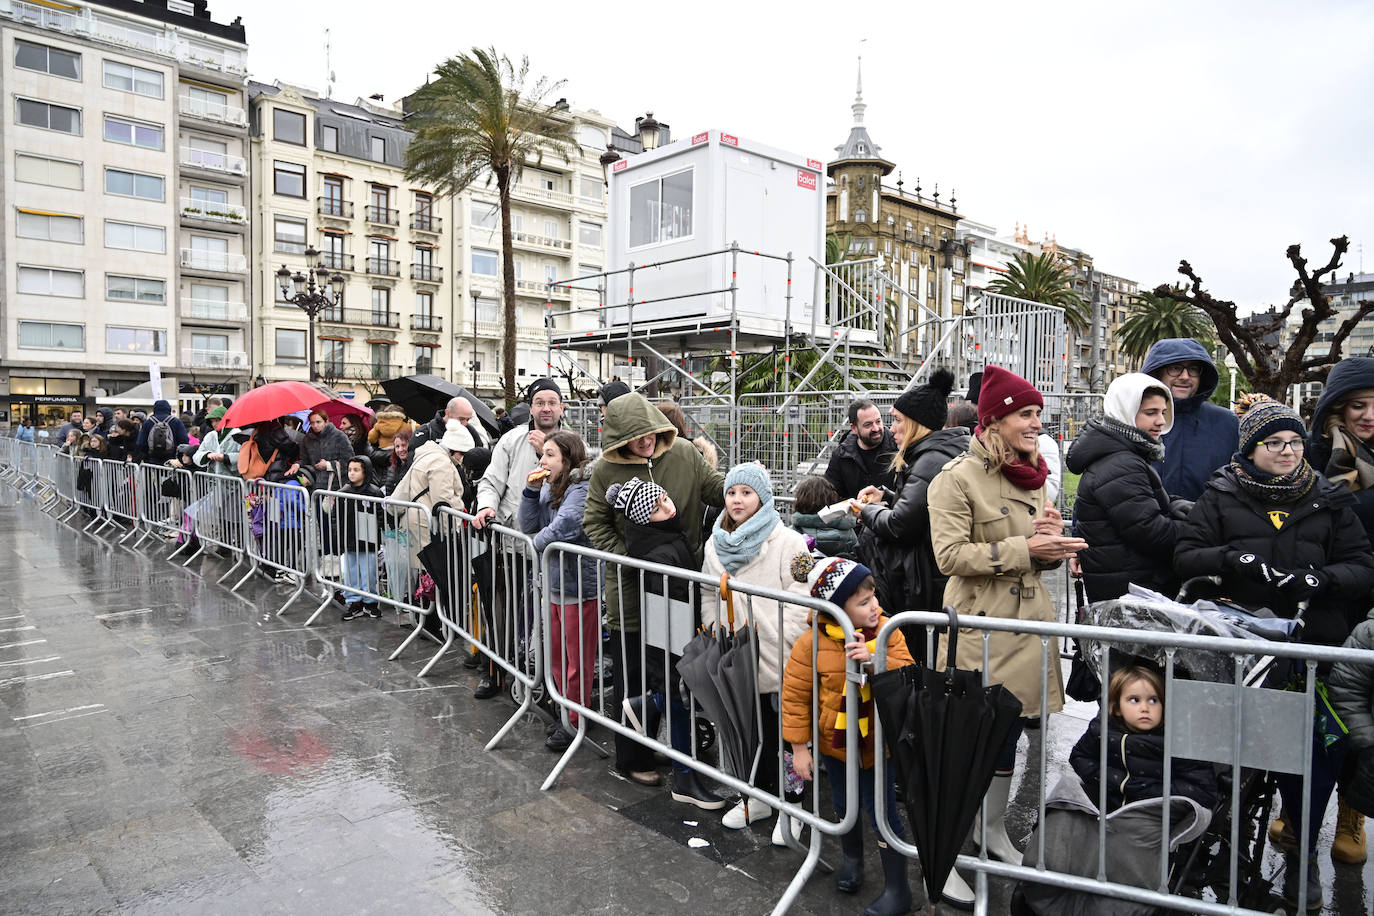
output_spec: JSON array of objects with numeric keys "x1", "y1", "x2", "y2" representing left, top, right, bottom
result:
[
  {"x1": 637, "y1": 112, "x2": 661, "y2": 151},
  {"x1": 599, "y1": 145, "x2": 621, "y2": 186},
  {"x1": 276, "y1": 245, "x2": 342, "y2": 383}
]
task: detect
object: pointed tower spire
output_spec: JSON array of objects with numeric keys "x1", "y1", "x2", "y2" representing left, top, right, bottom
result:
[{"x1": 852, "y1": 55, "x2": 866, "y2": 126}]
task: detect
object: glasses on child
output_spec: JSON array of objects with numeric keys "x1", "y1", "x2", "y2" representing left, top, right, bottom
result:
[{"x1": 1259, "y1": 438, "x2": 1305, "y2": 454}]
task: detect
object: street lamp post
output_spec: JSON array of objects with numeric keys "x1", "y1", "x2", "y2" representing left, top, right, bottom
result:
[
  {"x1": 470, "y1": 288, "x2": 481, "y2": 391},
  {"x1": 276, "y1": 246, "x2": 342, "y2": 383}
]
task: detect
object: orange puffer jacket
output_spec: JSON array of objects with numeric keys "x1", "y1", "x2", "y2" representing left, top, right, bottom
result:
[
  {"x1": 780, "y1": 614, "x2": 914, "y2": 768},
  {"x1": 368, "y1": 405, "x2": 413, "y2": 449}
]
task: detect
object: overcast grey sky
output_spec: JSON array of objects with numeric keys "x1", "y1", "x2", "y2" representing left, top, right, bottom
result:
[{"x1": 224, "y1": 0, "x2": 1373, "y2": 311}]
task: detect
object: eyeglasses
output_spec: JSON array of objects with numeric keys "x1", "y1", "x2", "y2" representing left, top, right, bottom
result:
[
  {"x1": 1161, "y1": 363, "x2": 1205, "y2": 378},
  {"x1": 1259, "y1": 438, "x2": 1305, "y2": 454}
]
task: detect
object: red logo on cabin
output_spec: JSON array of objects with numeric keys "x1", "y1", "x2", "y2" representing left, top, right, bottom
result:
[
  {"x1": 806, "y1": 158, "x2": 822, "y2": 170},
  {"x1": 691, "y1": 132, "x2": 708, "y2": 145},
  {"x1": 720, "y1": 133, "x2": 739, "y2": 147},
  {"x1": 612, "y1": 160, "x2": 628, "y2": 172},
  {"x1": 797, "y1": 170, "x2": 817, "y2": 190}
]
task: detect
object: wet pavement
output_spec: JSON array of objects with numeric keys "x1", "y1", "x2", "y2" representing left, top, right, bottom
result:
[{"x1": 1, "y1": 487, "x2": 1371, "y2": 915}]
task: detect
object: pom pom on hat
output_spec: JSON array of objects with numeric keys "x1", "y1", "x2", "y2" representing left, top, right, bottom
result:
[
  {"x1": 792, "y1": 552, "x2": 873, "y2": 610},
  {"x1": 1235, "y1": 393, "x2": 1306, "y2": 457},
  {"x1": 893, "y1": 367, "x2": 955, "y2": 432},
  {"x1": 607, "y1": 476, "x2": 667, "y2": 526}
]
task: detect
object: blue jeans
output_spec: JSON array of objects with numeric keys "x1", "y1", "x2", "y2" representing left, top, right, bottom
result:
[
  {"x1": 650, "y1": 691, "x2": 695, "y2": 775},
  {"x1": 824, "y1": 755, "x2": 904, "y2": 838},
  {"x1": 342, "y1": 551, "x2": 377, "y2": 604}
]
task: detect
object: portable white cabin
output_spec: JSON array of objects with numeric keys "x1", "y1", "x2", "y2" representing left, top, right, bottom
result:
[{"x1": 604, "y1": 130, "x2": 826, "y2": 337}]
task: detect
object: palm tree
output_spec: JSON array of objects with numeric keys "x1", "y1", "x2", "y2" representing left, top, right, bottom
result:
[
  {"x1": 1117, "y1": 290, "x2": 1216, "y2": 362},
  {"x1": 404, "y1": 48, "x2": 574, "y2": 402},
  {"x1": 989, "y1": 251, "x2": 1090, "y2": 333}
]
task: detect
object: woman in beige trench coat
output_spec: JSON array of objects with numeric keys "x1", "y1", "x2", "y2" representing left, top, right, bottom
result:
[{"x1": 927, "y1": 366, "x2": 1087, "y2": 884}]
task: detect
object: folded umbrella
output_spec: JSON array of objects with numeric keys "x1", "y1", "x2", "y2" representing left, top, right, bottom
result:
[{"x1": 218, "y1": 381, "x2": 339, "y2": 431}]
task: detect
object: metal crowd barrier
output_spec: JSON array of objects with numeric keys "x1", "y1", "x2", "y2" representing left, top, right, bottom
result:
[
  {"x1": 539, "y1": 542, "x2": 864, "y2": 915},
  {"x1": 307, "y1": 488, "x2": 431, "y2": 629},
  {"x1": 94, "y1": 459, "x2": 140, "y2": 545},
  {"x1": 243, "y1": 477, "x2": 321, "y2": 615},
  {"x1": 133, "y1": 463, "x2": 196, "y2": 554},
  {"x1": 182, "y1": 471, "x2": 253, "y2": 587},
  {"x1": 48, "y1": 451, "x2": 80, "y2": 522},
  {"x1": 873, "y1": 610, "x2": 1374, "y2": 916}
]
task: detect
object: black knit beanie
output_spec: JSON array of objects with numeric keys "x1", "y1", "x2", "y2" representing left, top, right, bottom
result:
[{"x1": 893, "y1": 368, "x2": 955, "y2": 431}]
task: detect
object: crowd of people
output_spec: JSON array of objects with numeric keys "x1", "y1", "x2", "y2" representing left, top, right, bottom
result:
[{"x1": 22, "y1": 340, "x2": 1374, "y2": 915}]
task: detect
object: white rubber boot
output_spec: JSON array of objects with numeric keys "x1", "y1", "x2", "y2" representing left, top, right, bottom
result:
[
  {"x1": 973, "y1": 774, "x2": 1023, "y2": 864},
  {"x1": 940, "y1": 866, "x2": 975, "y2": 911}
]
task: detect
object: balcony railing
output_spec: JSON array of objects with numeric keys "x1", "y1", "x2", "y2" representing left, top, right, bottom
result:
[
  {"x1": 365, "y1": 257, "x2": 400, "y2": 277},
  {"x1": 410, "y1": 362, "x2": 442, "y2": 377},
  {"x1": 318, "y1": 252, "x2": 354, "y2": 271},
  {"x1": 177, "y1": 94, "x2": 247, "y2": 127},
  {"x1": 326, "y1": 362, "x2": 402, "y2": 381},
  {"x1": 314, "y1": 307, "x2": 399, "y2": 329},
  {"x1": 180, "y1": 249, "x2": 247, "y2": 273},
  {"x1": 515, "y1": 278, "x2": 571, "y2": 299},
  {"x1": 512, "y1": 230, "x2": 572, "y2": 253},
  {"x1": 180, "y1": 146, "x2": 246, "y2": 176},
  {"x1": 512, "y1": 183, "x2": 574, "y2": 208},
  {"x1": 317, "y1": 197, "x2": 353, "y2": 219},
  {"x1": 182, "y1": 348, "x2": 248, "y2": 369},
  {"x1": 181, "y1": 298, "x2": 247, "y2": 322},
  {"x1": 410, "y1": 264, "x2": 442, "y2": 283},
  {"x1": 410, "y1": 314, "x2": 442, "y2": 332},
  {"x1": 410, "y1": 212, "x2": 442, "y2": 233},
  {"x1": 365, "y1": 205, "x2": 399, "y2": 225},
  {"x1": 180, "y1": 198, "x2": 246, "y2": 224}
]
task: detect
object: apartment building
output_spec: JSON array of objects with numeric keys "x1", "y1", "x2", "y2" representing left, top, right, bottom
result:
[{"x1": 0, "y1": 0, "x2": 248, "y2": 428}]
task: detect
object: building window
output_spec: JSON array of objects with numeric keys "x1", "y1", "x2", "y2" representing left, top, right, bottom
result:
[
  {"x1": 274, "y1": 216, "x2": 307, "y2": 254},
  {"x1": 414, "y1": 192, "x2": 433, "y2": 224},
  {"x1": 415, "y1": 291, "x2": 434, "y2": 319},
  {"x1": 928, "y1": 254, "x2": 936, "y2": 269},
  {"x1": 16, "y1": 211, "x2": 82, "y2": 244},
  {"x1": 107, "y1": 275, "x2": 165, "y2": 304},
  {"x1": 185, "y1": 85, "x2": 227, "y2": 115},
  {"x1": 14, "y1": 40, "x2": 81, "y2": 80},
  {"x1": 953, "y1": 282, "x2": 964, "y2": 301},
  {"x1": 188, "y1": 186, "x2": 228, "y2": 209},
  {"x1": 370, "y1": 136, "x2": 385, "y2": 161},
  {"x1": 104, "y1": 221, "x2": 165, "y2": 253},
  {"x1": 15, "y1": 153, "x2": 82, "y2": 189},
  {"x1": 472, "y1": 248, "x2": 499, "y2": 276},
  {"x1": 18, "y1": 321, "x2": 84, "y2": 350},
  {"x1": 578, "y1": 222, "x2": 602, "y2": 247},
  {"x1": 103, "y1": 60, "x2": 163, "y2": 98},
  {"x1": 413, "y1": 345, "x2": 433, "y2": 373},
  {"x1": 103, "y1": 115, "x2": 161, "y2": 149},
  {"x1": 320, "y1": 124, "x2": 338, "y2": 152},
  {"x1": 887, "y1": 216, "x2": 896, "y2": 230},
  {"x1": 191, "y1": 333, "x2": 228, "y2": 352},
  {"x1": 578, "y1": 124, "x2": 605, "y2": 147},
  {"x1": 370, "y1": 287, "x2": 391, "y2": 322},
  {"x1": 905, "y1": 220, "x2": 914, "y2": 240},
  {"x1": 854, "y1": 208, "x2": 867, "y2": 224},
  {"x1": 167, "y1": 0, "x2": 194, "y2": 12},
  {"x1": 369, "y1": 342, "x2": 392, "y2": 372},
  {"x1": 471, "y1": 202, "x2": 498, "y2": 230},
  {"x1": 928, "y1": 279, "x2": 936, "y2": 299},
  {"x1": 189, "y1": 283, "x2": 229, "y2": 319},
  {"x1": 578, "y1": 263, "x2": 602, "y2": 278},
  {"x1": 17, "y1": 266, "x2": 83, "y2": 297},
  {"x1": 319, "y1": 340, "x2": 345, "y2": 371},
  {"x1": 105, "y1": 326, "x2": 165, "y2": 355},
  {"x1": 579, "y1": 176, "x2": 602, "y2": 200},
  {"x1": 275, "y1": 329, "x2": 306, "y2": 364},
  {"x1": 104, "y1": 168, "x2": 163, "y2": 201},
  {"x1": 17, "y1": 99, "x2": 81, "y2": 134},
  {"x1": 322, "y1": 174, "x2": 344, "y2": 208},
  {"x1": 629, "y1": 168, "x2": 693, "y2": 248},
  {"x1": 369, "y1": 184, "x2": 390, "y2": 212},
  {"x1": 273, "y1": 161, "x2": 306, "y2": 197},
  {"x1": 545, "y1": 264, "x2": 558, "y2": 284},
  {"x1": 274, "y1": 108, "x2": 306, "y2": 145}
]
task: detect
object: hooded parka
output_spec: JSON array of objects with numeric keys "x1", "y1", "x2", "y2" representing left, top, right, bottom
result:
[
  {"x1": 368, "y1": 403, "x2": 413, "y2": 450},
  {"x1": 928, "y1": 434, "x2": 1065, "y2": 718},
  {"x1": 583, "y1": 394, "x2": 725, "y2": 631},
  {"x1": 389, "y1": 440, "x2": 465, "y2": 548},
  {"x1": 1140, "y1": 339, "x2": 1238, "y2": 501},
  {"x1": 1308, "y1": 356, "x2": 1374, "y2": 537}
]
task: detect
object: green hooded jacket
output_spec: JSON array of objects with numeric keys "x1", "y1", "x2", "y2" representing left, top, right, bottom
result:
[{"x1": 584, "y1": 394, "x2": 726, "y2": 631}]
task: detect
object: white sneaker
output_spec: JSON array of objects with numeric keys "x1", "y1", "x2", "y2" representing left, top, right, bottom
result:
[
  {"x1": 771, "y1": 813, "x2": 803, "y2": 847},
  {"x1": 722, "y1": 798, "x2": 773, "y2": 829}
]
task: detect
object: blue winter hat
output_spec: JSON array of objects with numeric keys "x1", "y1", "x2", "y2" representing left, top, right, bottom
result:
[{"x1": 724, "y1": 462, "x2": 773, "y2": 506}]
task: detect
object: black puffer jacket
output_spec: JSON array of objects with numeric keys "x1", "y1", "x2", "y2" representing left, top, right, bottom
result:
[
  {"x1": 1070, "y1": 716, "x2": 1218, "y2": 812},
  {"x1": 1066, "y1": 420, "x2": 1185, "y2": 602},
  {"x1": 1308, "y1": 357, "x2": 1374, "y2": 538},
  {"x1": 858, "y1": 427, "x2": 969, "y2": 616},
  {"x1": 825, "y1": 428, "x2": 898, "y2": 500},
  {"x1": 1174, "y1": 467, "x2": 1374, "y2": 647},
  {"x1": 622, "y1": 516, "x2": 697, "y2": 603}
]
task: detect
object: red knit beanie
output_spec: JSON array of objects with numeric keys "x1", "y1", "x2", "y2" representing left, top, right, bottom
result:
[{"x1": 976, "y1": 365, "x2": 1043, "y2": 426}]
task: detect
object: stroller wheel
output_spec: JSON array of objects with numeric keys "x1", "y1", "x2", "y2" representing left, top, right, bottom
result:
[{"x1": 695, "y1": 717, "x2": 716, "y2": 754}]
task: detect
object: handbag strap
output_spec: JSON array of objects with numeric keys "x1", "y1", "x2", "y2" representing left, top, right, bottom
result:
[{"x1": 943, "y1": 605, "x2": 959, "y2": 679}]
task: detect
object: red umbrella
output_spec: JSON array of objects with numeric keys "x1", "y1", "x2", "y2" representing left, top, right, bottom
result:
[
  {"x1": 318, "y1": 398, "x2": 375, "y2": 431},
  {"x1": 217, "y1": 380, "x2": 338, "y2": 431}
]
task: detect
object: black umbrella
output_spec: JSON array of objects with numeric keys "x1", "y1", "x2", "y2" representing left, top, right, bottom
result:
[
  {"x1": 381, "y1": 374, "x2": 500, "y2": 438},
  {"x1": 677, "y1": 574, "x2": 761, "y2": 792},
  {"x1": 872, "y1": 607, "x2": 1022, "y2": 909}
]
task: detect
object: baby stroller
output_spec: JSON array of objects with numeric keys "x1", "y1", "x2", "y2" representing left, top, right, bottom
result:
[{"x1": 1070, "y1": 578, "x2": 1310, "y2": 912}]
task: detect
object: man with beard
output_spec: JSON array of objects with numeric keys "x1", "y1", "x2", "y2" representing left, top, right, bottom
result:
[
  {"x1": 825, "y1": 398, "x2": 898, "y2": 499},
  {"x1": 470, "y1": 379, "x2": 565, "y2": 699}
]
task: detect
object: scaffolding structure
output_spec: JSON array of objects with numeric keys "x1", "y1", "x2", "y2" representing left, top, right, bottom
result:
[{"x1": 544, "y1": 243, "x2": 1080, "y2": 490}]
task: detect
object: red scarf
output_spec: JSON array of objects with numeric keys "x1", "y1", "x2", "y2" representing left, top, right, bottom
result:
[{"x1": 975, "y1": 427, "x2": 1050, "y2": 492}]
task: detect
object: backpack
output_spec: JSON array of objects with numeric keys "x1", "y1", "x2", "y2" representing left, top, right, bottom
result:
[{"x1": 148, "y1": 415, "x2": 176, "y2": 457}]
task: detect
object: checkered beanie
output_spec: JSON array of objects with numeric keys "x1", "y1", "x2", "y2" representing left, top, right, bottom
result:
[
  {"x1": 791, "y1": 553, "x2": 872, "y2": 610},
  {"x1": 606, "y1": 477, "x2": 667, "y2": 526}
]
